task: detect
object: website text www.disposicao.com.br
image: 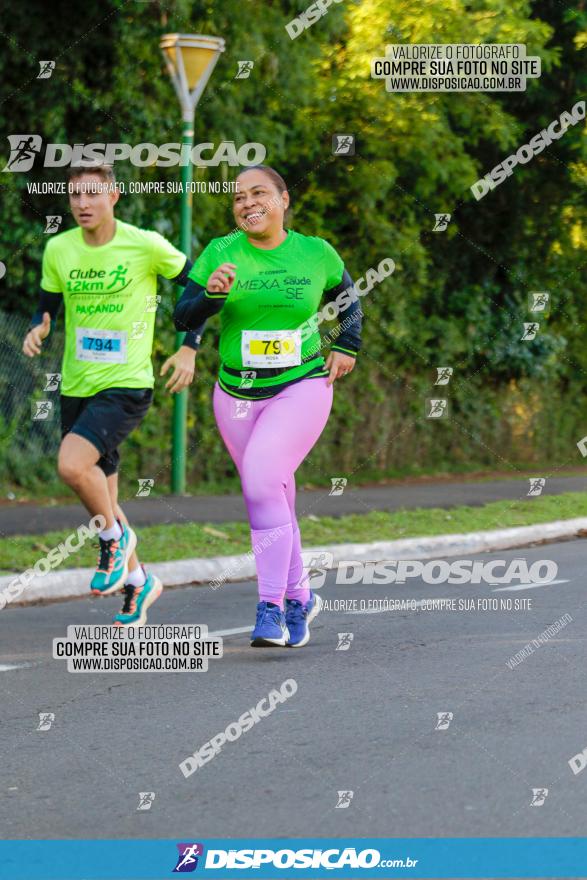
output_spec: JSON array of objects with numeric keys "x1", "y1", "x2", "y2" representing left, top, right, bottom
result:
[{"x1": 201, "y1": 847, "x2": 418, "y2": 870}]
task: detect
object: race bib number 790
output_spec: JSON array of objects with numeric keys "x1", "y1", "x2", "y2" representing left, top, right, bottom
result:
[
  {"x1": 75, "y1": 328, "x2": 128, "y2": 364},
  {"x1": 241, "y1": 329, "x2": 301, "y2": 368}
]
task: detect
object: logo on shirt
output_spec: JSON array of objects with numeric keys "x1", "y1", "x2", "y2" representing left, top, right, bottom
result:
[
  {"x1": 235, "y1": 278, "x2": 283, "y2": 291},
  {"x1": 283, "y1": 276, "x2": 311, "y2": 286},
  {"x1": 234, "y1": 275, "x2": 312, "y2": 302},
  {"x1": 66, "y1": 264, "x2": 133, "y2": 294}
]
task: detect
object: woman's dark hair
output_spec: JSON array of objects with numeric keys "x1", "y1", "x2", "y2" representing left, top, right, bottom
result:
[
  {"x1": 237, "y1": 164, "x2": 288, "y2": 194},
  {"x1": 235, "y1": 165, "x2": 291, "y2": 223}
]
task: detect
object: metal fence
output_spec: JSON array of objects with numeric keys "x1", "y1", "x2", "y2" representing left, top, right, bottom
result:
[{"x1": 0, "y1": 309, "x2": 64, "y2": 488}]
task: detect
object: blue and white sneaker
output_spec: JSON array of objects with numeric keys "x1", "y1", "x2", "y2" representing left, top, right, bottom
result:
[
  {"x1": 90, "y1": 521, "x2": 136, "y2": 596},
  {"x1": 250, "y1": 601, "x2": 289, "y2": 647},
  {"x1": 285, "y1": 591, "x2": 323, "y2": 648},
  {"x1": 113, "y1": 568, "x2": 163, "y2": 628}
]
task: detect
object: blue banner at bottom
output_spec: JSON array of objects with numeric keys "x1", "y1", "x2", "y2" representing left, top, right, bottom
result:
[{"x1": 1, "y1": 838, "x2": 586, "y2": 880}]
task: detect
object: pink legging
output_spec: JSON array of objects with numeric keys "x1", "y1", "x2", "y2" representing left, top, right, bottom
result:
[{"x1": 213, "y1": 377, "x2": 333, "y2": 609}]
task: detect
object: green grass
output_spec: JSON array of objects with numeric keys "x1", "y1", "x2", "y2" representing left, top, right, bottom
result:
[{"x1": 2, "y1": 491, "x2": 587, "y2": 574}]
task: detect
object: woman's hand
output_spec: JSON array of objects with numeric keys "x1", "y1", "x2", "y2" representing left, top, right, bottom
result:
[
  {"x1": 325, "y1": 351, "x2": 356, "y2": 386},
  {"x1": 160, "y1": 346, "x2": 197, "y2": 394},
  {"x1": 207, "y1": 263, "x2": 237, "y2": 294}
]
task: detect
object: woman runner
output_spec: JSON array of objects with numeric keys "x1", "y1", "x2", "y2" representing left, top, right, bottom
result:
[{"x1": 174, "y1": 165, "x2": 362, "y2": 647}]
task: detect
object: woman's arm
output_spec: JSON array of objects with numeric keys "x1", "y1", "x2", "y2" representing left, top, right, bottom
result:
[
  {"x1": 173, "y1": 262, "x2": 237, "y2": 332},
  {"x1": 323, "y1": 269, "x2": 363, "y2": 355},
  {"x1": 173, "y1": 279, "x2": 226, "y2": 332}
]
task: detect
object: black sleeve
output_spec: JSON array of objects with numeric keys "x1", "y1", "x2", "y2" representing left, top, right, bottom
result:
[
  {"x1": 30, "y1": 289, "x2": 62, "y2": 329},
  {"x1": 173, "y1": 279, "x2": 228, "y2": 333},
  {"x1": 181, "y1": 330, "x2": 203, "y2": 351},
  {"x1": 323, "y1": 269, "x2": 363, "y2": 356},
  {"x1": 168, "y1": 257, "x2": 193, "y2": 289},
  {"x1": 168, "y1": 259, "x2": 204, "y2": 351}
]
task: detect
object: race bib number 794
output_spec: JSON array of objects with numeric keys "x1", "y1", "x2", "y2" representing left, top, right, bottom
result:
[{"x1": 75, "y1": 328, "x2": 128, "y2": 364}]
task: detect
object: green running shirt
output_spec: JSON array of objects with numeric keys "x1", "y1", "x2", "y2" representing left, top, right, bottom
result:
[
  {"x1": 41, "y1": 220, "x2": 186, "y2": 397},
  {"x1": 188, "y1": 230, "x2": 345, "y2": 396}
]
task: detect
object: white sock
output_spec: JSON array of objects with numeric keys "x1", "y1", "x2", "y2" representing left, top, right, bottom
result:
[
  {"x1": 126, "y1": 565, "x2": 146, "y2": 588},
  {"x1": 99, "y1": 522, "x2": 122, "y2": 542}
]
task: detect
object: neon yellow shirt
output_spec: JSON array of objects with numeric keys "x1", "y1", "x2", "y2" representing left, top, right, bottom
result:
[{"x1": 41, "y1": 220, "x2": 185, "y2": 396}]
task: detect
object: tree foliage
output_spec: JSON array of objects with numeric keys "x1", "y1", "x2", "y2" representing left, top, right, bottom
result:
[{"x1": 0, "y1": 0, "x2": 585, "y2": 490}]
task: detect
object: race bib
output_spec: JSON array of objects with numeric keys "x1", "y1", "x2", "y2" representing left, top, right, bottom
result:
[
  {"x1": 75, "y1": 328, "x2": 128, "y2": 364},
  {"x1": 241, "y1": 329, "x2": 302, "y2": 368}
]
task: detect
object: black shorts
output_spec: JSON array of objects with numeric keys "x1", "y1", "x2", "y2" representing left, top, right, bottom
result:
[{"x1": 60, "y1": 387, "x2": 153, "y2": 476}]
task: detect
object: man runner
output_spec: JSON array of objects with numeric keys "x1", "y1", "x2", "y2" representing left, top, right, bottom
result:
[{"x1": 22, "y1": 164, "x2": 203, "y2": 626}]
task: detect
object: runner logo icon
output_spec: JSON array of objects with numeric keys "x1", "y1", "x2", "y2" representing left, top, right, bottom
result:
[
  {"x1": 435, "y1": 367, "x2": 453, "y2": 385},
  {"x1": 530, "y1": 291, "x2": 549, "y2": 312},
  {"x1": 37, "y1": 61, "x2": 55, "y2": 79},
  {"x1": 521, "y1": 322, "x2": 539, "y2": 341},
  {"x1": 44, "y1": 373, "x2": 61, "y2": 392},
  {"x1": 302, "y1": 551, "x2": 333, "y2": 589},
  {"x1": 335, "y1": 790, "x2": 354, "y2": 809},
  {"x1": 136, "y1": 792, "x2": 155, "y2": 811},
  {"x1": 173, "y1": 843, "x2": 204, "y2": 872},
  {"x1": 433, "y1": 213, "x2": 451, "y2": 231},
  {"x1": 36, "y1": 712, "x2": 55, "y2": 731},
  {"x1": 236, "y1": 61, "x2": 254, "y2": 79},
  {"x1": 329, "y1": 477, "x2": 347, "y2": 496},
  {"x1": 336, "y1": 633, "x2": 354, "y2": 651},
  {"x1": 530, "y1": 787, "x2": 549, "y2": 806},
  {"x1": 44, "y1": 215, "x2": 62, "y2": 233},
  {"x1": 426, "y1": 398, "x2": 448, "y2": 418},
  {"x1": 332, "y1": 134, "x2": 355, "y2": 155},
  {"x1": 435, "y1": 712, "x2": 453, "y2": 730},
  {"x1": 3, "y1": 134, "x2": 42, "y2": 172},
  {"x1": 32, "y1": 400, "x2": 53, "y2": 420},
  {"x1": 527, "y1": 477, "x2": 546, "y2": 496}
]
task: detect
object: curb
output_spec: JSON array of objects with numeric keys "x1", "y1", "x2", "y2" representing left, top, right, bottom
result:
[{"x1": 3, "y1": 517, "x2": 587, "y2": 607}]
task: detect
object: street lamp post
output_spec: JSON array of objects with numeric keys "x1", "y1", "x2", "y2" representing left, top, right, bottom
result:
[{"x1": 160, "y1": 33, "x2": 225, "y2": 494}]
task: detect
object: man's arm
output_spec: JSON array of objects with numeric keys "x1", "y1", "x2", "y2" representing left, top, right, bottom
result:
[
  {"x1": 30, "y1": 289, "x2": 62, "y2": 328},
  {"x1": 23, "y1": 290, "x2": 62, "y2": 357},
  {"x1": 160, "y1": 259, "x2": 207, "y2": 394},
  {"x1": 168, "y1": 259, "x2": 205, "y2": 351}
]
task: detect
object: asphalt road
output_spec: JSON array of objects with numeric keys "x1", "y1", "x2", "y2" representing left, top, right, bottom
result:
[
  {"x1": 2, "y1": 474, "x2": 587, "y2": 536},
  {"x1": 1, "y1": 538, "x2": 586, "y2": 841}
]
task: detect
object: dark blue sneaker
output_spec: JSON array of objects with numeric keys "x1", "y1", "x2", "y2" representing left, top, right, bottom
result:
[
  {"x1": 250, "y1": 601, "x2": 289, "y2": 647},
  {"x1": 285, "y1": 591, "x2": 323, "y2": 648}
]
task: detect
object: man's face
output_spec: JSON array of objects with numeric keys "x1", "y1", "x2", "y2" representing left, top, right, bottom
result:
[{"x1": 68, "y1": 174, "x2": 118, "y2": 230}]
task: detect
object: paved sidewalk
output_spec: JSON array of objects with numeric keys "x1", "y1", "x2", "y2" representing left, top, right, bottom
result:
[
  {"x1": 5, "y1": 516, "x2": 586, "y2": 606},
  {"x1": 1, "y1": 474, "x2": 586, "y2": 536}
]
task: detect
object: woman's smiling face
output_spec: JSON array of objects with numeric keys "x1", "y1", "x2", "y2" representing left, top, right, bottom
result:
[{"x1": 233, "y1": 168, "x2": 289, "y2": 237}]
